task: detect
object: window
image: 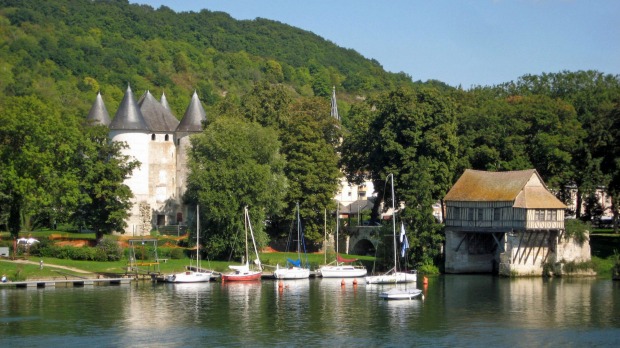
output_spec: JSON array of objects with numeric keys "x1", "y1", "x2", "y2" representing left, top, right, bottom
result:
[
  {"x1": 535, "y1": 209, "x2": 545, "y2": 221},
  {"x1": 548, "y1": 210, "x2": 557, "y2": 221},
  {"x1": 151, "y1": 134, "x2": 156, "y2": 141},
  {"x1": 477, "y1": 209, "x2": 484, "y2": 221},
  {"x1": 453, "y1": 207, "x2": 460, "y2": 219},
  {"x1": 468, "y1": 208, "x2": 474, "y2": 220},
  {"x1": 494, "y1": 208, "x2": 501, "y2": 221},
  {"x1": 165, "y1": 134, "x2": 169, "y2": 141}
]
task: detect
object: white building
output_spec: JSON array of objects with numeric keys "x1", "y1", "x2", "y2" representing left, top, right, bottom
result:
[{"x1": 87, "y1": 86, "x2": 206, "y2": 235}]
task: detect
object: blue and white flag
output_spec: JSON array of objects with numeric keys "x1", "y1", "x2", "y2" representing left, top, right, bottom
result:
[{"x1": 400, "y1": 223, "x2": 409, "y2": 257}]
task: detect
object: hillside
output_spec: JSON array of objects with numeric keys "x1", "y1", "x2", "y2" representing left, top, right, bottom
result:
[{"x1": 0, "y1": 0, "x2": 417, "y2": 118}]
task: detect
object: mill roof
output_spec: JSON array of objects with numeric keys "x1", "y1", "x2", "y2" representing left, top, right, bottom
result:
[
  {"x1": 138, "y1": 91, "x2": 180, "y2": 132},
  {"x1": 109, "y1": 85, "x2": 150, "y2": 131},
  {"x1": 444, "y1": 169, "x2": 566, "y2": 209},
  {"x1": 176, "y1": 91, "x2": 206, "y2": 132},
  {"x1": 85, "y1": 92, "x2": 111, "y2": 126}
]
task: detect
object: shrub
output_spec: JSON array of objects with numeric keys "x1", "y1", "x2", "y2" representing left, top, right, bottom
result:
[
  {"x1": 564, "y1": 219, "x2": 590, "y2": 245},
  {"x1": 96, "y1": 237, "x2": 122, "y2": 261}
]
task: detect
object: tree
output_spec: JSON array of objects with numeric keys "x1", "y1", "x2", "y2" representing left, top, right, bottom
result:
[
  {"x1": 184, "y1": 116, "x2": 287, "y2": 259},
  {"x1": 0, "y1": 96, "x2": 81, "y2": 236},
  {"x1": 278, "y1": 97, "x2": 342, "y2": 243},
  {"x1": 340, "y1": 87, "x2": 459, "y2": 266},
  {"x1": 72, "y1": 125, "x2": 140, "y2": 241}
]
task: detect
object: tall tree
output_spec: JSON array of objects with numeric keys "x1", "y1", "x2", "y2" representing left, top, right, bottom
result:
[
  {"x1": 0, "y1": 96, "x2": 81, "y2": 236},
  {"x1": 340, "y1": 87, "x2": 459, "y2": 266},
  {"x1": 184, "y1": 116, "x2": 287, "y2": 259},
  {"x1": 72, "y1": 125, "x2": 140, "y2": 241},
  {"x1": 278, "y1": 96, "x2": 342, "y2": 243}
]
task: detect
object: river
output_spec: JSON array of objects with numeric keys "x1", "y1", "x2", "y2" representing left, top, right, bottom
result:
[{"x1": 1, "y1": 275, "x2": 619, "y2": 347}]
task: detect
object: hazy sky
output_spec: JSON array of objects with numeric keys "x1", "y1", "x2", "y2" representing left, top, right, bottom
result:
[{"x1": 133, "y1": 1, "x2": 619, "y2": 88}]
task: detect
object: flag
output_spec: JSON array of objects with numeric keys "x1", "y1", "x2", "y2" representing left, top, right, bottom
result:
[
  {"x1": 401, "y1": 234, "x2": 409, "y2": 258},
  {"x1": 400, "y1": 223, "x2": 409, "y2": 257}
]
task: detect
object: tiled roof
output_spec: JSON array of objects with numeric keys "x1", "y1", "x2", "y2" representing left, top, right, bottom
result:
[
  {"x1": 109, "y1": 85, "x2": 150, "y2": 131},
  {"x1": 444, "y1": 169, "x2": 566, "y2": 209},
  {"x1": 86, "y1": 92, "x2": 111, "y2": 126},
  {"x1": 176, "y1": 91, "x2": 206, "y2": 132},
  {"x1": 138, "y1": 91, "x2": 179, "y2": 132}
]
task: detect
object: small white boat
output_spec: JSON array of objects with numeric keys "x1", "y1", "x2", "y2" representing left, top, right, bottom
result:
[
  {"x1": 365, "y1": 270, "x2": 416, "y2": 284},
  {"x1": 366, "y1": 174, "x2": 417, "y2": 285},
  {"x1": 317, "y1": 205, "x2": 367, "y2": 278},
  {"x1": 379, "y1": 287, "x2": 423, "y2": 300},
  {"x1": 273, "y1": 203, "x2": 310, "y2": 280},
  {"x1": 167, "y1": 206, "x2": 212, "y2": 283}
]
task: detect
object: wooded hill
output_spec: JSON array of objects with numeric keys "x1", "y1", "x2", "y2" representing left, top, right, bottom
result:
[{"x1": 0, "y1": 0, "x2": 416, "y2": 118}]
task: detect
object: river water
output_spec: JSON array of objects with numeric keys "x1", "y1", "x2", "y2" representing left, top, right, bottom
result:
[{"x1": 1, "y1": 275, "x2": 619, "y2": 347}]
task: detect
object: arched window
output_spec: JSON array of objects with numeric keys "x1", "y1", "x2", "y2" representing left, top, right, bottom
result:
[{"x1": 151, "y1": 134, "x2": 156, "y2": 141}]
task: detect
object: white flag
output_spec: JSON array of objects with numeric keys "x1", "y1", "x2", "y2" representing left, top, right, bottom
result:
[{"x1": 400, "y1": 222, "x2": 406, "y2": 243}]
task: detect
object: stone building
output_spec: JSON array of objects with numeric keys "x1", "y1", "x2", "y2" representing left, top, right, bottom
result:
[
  {"x1": 444, "y1": 169, "x2": 591, "y2": 276},
  {"x1": 86, "y1": 86, "x2": 206, "y2": 235}
]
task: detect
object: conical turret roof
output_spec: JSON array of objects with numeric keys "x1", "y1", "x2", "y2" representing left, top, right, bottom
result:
[
  {"x1": 176, "y1": 91, "x2": 206, "y2": 132},
  {"x1": 109, "y1": 85, "x2": 150, "y2": 131},
  {"x1": 86, "y1": 92, "x2": 111, "y2": 126},
  {"x1": 160, "y1": 92, "x2": 171, "y2": 111},
  {"x1": 138, "y1": 91, "x2": 180, "y2": 132}
]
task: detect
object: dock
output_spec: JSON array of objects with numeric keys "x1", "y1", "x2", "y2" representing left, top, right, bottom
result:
[{"x1": 0, "y1": 278, "x2": 132, "y2": 289}]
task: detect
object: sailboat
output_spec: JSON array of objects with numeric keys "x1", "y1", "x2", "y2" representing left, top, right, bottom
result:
[
  {"x1": 166, "y1": 206, "x2": 212, "y2": 283},
  {"x1": 273, "y1": 203, "x2": 310, "y2": 279},
  {"x1": 365, "y1": 174, "x2": 417, "y2": 284},
  {"x1": 221, "y1": 207, "x2": 263, "y2": 282},
  {"x1": 374, "y1": 174, "x2": 422, "y2": 300},
  {"x1": 317, "y1": 204, "x2": 367, "y2": 278}
]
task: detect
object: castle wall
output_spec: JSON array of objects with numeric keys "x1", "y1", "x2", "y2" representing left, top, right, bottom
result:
[
  {"x1": 148, "y1": 133, "x2": 179, "y2": 227},
  {"x1": 110, "y1": 130, "x2": 151, "y2": 235}
]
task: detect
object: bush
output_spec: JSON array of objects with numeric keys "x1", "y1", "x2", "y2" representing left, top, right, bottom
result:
[
  {"x1": 564, "y1": 219, "x2": 590, "y2": 245},
  {"x1": 95, "y1": 237, "x2": 122, "y2": 261}
]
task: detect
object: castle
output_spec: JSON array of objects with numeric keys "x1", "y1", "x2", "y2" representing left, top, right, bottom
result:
[{"x1": 86, "y1": 85, "x2": 205, "y2": 235}]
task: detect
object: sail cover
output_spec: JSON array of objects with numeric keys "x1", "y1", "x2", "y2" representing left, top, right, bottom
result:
[
  {"x1": 287, "y1": 258, "x2": 302, "y2": 267},
  {"x1": 337, "y1": 254, "x2": 358, "y2": 263}
]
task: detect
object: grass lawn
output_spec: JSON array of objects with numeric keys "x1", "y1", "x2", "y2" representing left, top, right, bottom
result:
[{"x1": 0, "y1": 229, "x2": 617, "y2": 281}]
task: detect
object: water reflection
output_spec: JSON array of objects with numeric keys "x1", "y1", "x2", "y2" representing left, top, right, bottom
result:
[{"x1": 0, "y1": 276, "x2": 618, "y2": 347}]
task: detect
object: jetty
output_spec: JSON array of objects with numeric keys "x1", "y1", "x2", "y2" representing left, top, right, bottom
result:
[{"x1": 0, "y1": 278, "x2": 131, "y2": 289}]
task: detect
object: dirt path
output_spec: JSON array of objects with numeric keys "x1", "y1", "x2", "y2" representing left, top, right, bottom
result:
[{"x1": 7, "y1": 259, "x2": 93, "y2": 274}]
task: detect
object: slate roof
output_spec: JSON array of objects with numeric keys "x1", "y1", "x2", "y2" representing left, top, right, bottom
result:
[
  {"x1": 138, "y1": 91, "x2": 179, "y2": 132},
  {"x1": 109, "y1": 85, "x2": 150, "y2": 131},
  {"x1": 176, "y1": 91, "x2": 206, "y2": 132},
  {"x1": 444, "y1": 169, "x2": 566, "y2": 209},
  {"x1": 160, "y1": 91, "x2": 171, "y2": 111},
  {"x1": 85, "y1": 92, "x2": 111, "y2": 126}
]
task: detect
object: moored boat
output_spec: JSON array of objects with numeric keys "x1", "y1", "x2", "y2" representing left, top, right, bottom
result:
[{"x1": 221, "y1": 207, "x2": 263, "y2": 282}]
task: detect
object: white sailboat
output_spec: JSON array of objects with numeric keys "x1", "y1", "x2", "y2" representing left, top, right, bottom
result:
[
  {"x1": 317, "y1": 204, "x2": 367, "y2": 278},
  {"x1": 221, "y1": 207, "x2": 263, "y2": 281},
  {"x1": 273, "y1": 203, "x2": 310, "y2": 279},
  {"x1": 166, "y1": 206, "x2": 212, "y2": 283},
  {"x1": 366, "y1": 174, "x2": 417, "y2": 284}
]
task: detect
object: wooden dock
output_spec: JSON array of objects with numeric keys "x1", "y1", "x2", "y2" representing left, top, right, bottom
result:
[{"x1": 0, "y1": 278, "x2": 132, "y2": 289}]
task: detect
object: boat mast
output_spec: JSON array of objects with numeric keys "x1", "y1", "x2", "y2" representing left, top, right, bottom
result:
[
  {"x1": 244, "y1": 206, "x2": 249, "y2": 266},
  {"x1": 197, "y1": 205, "x2": 200, "y2": 270},
  {"x1": 390, "y1": 174, "x2": 397, "y2": 273},
  {"x1": 336, "y1": 204, "x2": 340, "y2": 265},
  {"x1": 296, "y1": 202, "x2": 301, "y2": 261}
]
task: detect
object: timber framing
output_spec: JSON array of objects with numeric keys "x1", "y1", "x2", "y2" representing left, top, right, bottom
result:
[{"x1": 443, "y1": 169, "x2": 570, "y2": 276}]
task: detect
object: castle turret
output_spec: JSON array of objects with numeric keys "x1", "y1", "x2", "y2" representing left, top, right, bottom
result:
[
  {"x1": 175, "y1": 91, "x2": 206, "y2": 224},
  {"x1": 138, "y1": 91, "x2": 180, "y2": 227},
  {"x1": 109, "y1": 85, "x2": 151, "y2": 235},
  {"x1": 86, "y1": 92, "x2": 111, "y2": 126}
]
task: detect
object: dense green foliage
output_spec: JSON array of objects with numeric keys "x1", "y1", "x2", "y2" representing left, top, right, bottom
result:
[{"x1": 1, "y1": 0, "x2": 620, "y2": 268}]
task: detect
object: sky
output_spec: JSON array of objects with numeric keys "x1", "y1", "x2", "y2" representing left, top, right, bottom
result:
[{"x1": 133, "y1": 0, "x2": 619, "y2": 88}]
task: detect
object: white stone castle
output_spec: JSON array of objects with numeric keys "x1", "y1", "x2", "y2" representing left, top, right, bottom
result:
[{"x1": 86, "y1": 85, "x2": 206, "y2": 235}]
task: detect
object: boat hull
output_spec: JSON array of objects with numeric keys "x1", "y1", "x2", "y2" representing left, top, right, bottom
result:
[
  {"x1": 273, "y1": 267, "x2": 310, "y2": 279},
  {"x1": 318, "y1": 265, "x2": 367, "y2": 278},
  {"x1": 221, "y1": 271, "x2": 262, "y2": 282},
  {"x1": 379, "y1": 288, "x2": 423, "y2": 300},
  {"x1": 365, "y1": 271, "x2": 416, "y2": 284},
  {"x1": 166, "y1": 271, "x2": 211, "y2": 283}
]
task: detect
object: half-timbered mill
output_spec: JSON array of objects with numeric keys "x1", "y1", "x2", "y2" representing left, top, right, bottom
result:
[{"x1": 443, "y1": 169, "x2": 591, "y2": 276}]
